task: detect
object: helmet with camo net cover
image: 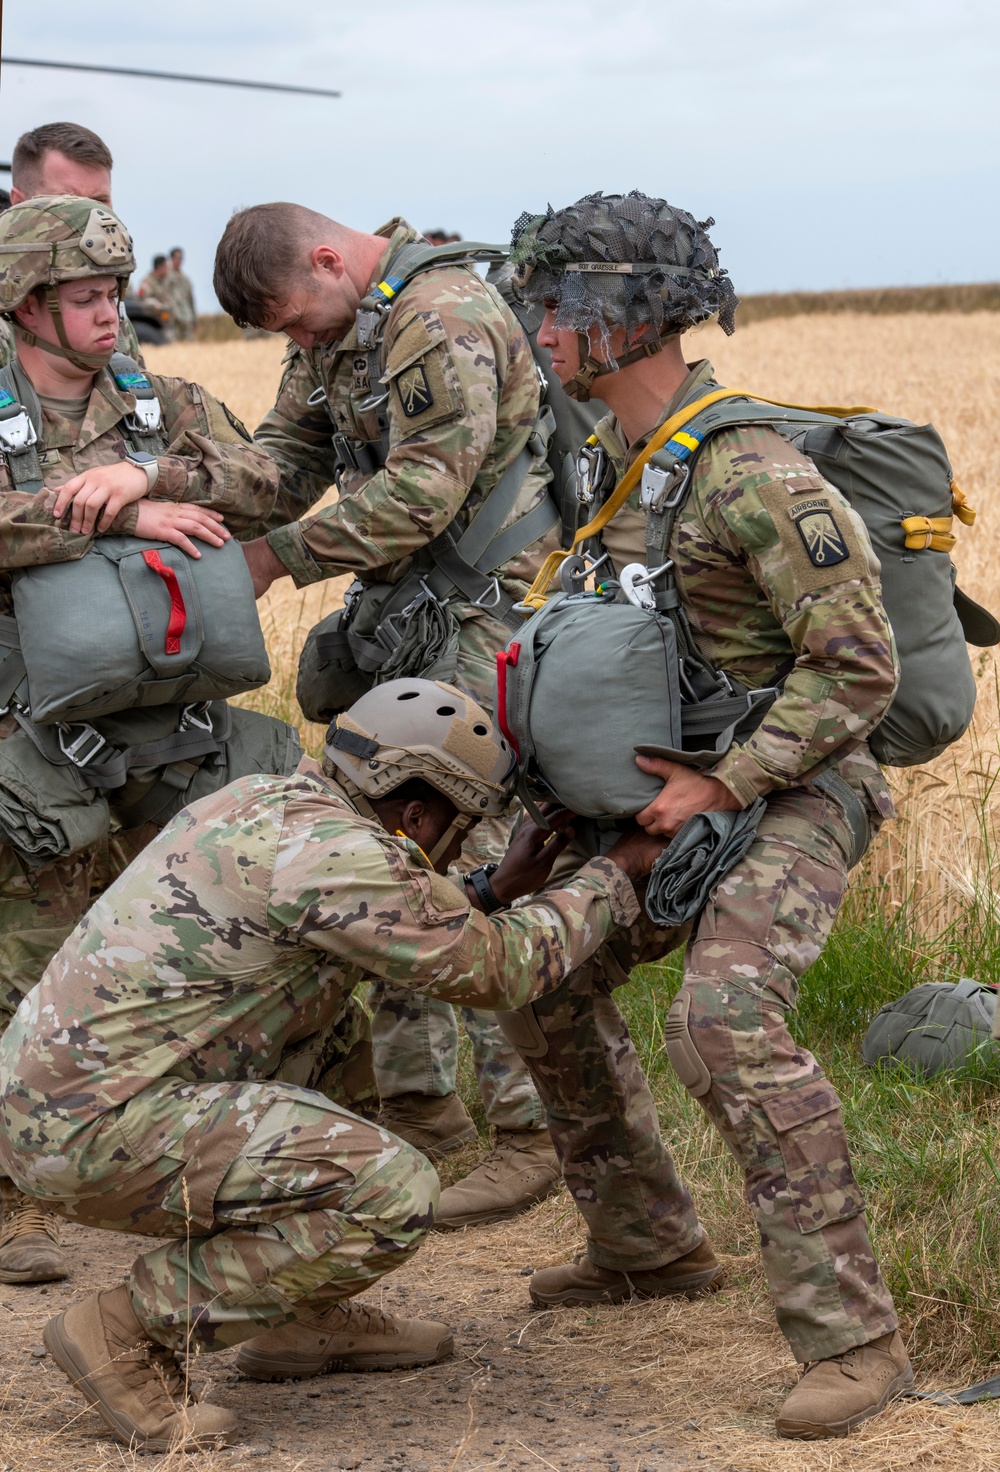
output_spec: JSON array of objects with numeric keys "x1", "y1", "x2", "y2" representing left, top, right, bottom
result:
[
  {"x1": 508, "y1": 190, "x2": 738, "y2": 401},
  {"x1": 326, "y1": 678, "x2": 517, "y2": 863},
  {"x1": 0, "y1": 194, "x2": 134, "y2": 371}
]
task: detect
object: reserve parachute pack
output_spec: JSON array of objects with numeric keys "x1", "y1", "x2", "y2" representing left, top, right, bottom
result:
[
  {"x1": 862, "y1": 978, "x2": 998, "y2": 1076},
  {"x1": 296, "y1": 240, "x2": 601, "y2": 725},
  {"x1": 0, "y1": 355, "x2": 295, "y2": 857},
  {"x1": 0, "y1": 353, "x2": 271, "y2": 724},
  {"x1": 497, "y1": 386, "x2": 1000, "y2": 817}
]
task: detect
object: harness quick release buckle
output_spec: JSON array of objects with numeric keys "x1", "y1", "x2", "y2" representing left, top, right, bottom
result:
[
  {"x1": 0, "y1": 408, "x2": 38, "y2": 456},
  {"x1": 180, "y1": 702, "x2": 215, "y2": 734},
  {"x1": 58, "y1": 723, "x2": 107, "y2": 768},
  {"x1": 125, "y1": 396, "x2": 163, "y2": 437},
  {"x1": 640, "y1": 461, "x2": 688, "y2": 513}
]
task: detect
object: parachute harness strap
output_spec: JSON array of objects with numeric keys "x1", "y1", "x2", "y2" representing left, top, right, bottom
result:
[{"x1": 518, "y1": 390, "x2": 897, "y2": 614}]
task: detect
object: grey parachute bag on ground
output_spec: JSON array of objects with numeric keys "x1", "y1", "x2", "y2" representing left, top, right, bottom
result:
[{"x1": 862, "y1": 978, "x2": 998, "y2": 1075}]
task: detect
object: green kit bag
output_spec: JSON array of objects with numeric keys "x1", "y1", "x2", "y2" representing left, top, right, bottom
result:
[
  {"x1": 12, "y1": 535, "x2": 271, "y2": 723},
  {"x1": 862, "y1": 978, "x2": 998, "y2": 1075}
]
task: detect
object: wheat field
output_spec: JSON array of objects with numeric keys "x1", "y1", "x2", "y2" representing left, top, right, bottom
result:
[{"x1": 146, "y1": 312, "x2": 1000, "y2": 933}]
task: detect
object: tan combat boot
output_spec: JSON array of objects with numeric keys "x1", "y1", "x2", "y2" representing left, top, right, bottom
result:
[
  {"x1": 433, "y1": 1127, "x2": 562, "y2": 1230},
  {"x1": 0, "y1": 1186, "x2": 69, "y2": 1284},
  {"x1": 776, "y1": 1331, "x2": 914, "y2": 1439},
  {"x1": 377, "y1": 1090, "x2": 477, "y2": 1158},
  {"x1": 529, "y1": 1239, "x2": 725, "y2": 1306},
  {"x1": 235, "y1": 1298, "x2": 454, "y2": 1381},
  {"x1": 43, "y1": 1284, "x2": 237, "y2": 1452}
]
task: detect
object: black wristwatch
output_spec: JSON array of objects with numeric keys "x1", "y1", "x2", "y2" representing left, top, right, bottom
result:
[{"x1": 467, "y1": 862, "x2": 509, "y2": 915}]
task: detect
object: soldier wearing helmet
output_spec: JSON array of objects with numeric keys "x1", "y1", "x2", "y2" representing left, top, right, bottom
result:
[
  {"x1": 0, "y1": 195, "x2": 292, "y2": 1289},
  {"x1": 0, "y1": 677, "x2": 664, "y2": 1453},
  {"x1": 501, "y1": 192, "x2": 908, "y2": 1439}
]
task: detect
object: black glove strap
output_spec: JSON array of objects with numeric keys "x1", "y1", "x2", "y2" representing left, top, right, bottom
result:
[{"x1": 467, "y1": 862, "x2": 509, "y2": 915}]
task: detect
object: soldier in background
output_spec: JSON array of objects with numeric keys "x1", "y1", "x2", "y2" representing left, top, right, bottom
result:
[
  {"x1": 498, "y1": 192, "x2": 912, "y2": 1440},
  {"x1": 167, "y1": 246, "x2": 197, "y2": 340},
  {"x1": 0, "y1": 681, "x2": 663, "y2": 1453},
  {"x1": 213, "y1": 203, "x2": 564, "y2": 1229},
  {"x1": 1, "y1": 122, "x2": 142, "y2": 364}
]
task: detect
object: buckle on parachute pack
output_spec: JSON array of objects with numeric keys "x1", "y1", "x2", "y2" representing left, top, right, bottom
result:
[
  {"x1": 125, "y1": 395, "x2": 163, "y2": 437},
  {"x1": 0, "y1": 407, "x2": 38, "y2": 456},
  {"x1": 58, "y1": 722, "x2": 107, "y2": 768},
  {"x1": 180, "y1": 702, "x2": 214, "y2": 733},
  {"x1": 640, "y1": 461, "x2": 688, "y2": 513},
  {"x1": 472, "y1": 576, "x2": 502, "y2": 610}
]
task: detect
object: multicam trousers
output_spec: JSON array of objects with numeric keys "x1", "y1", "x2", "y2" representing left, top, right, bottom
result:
[
  {"x1": 1, "y1": 1078, "x2": 435, "y2": 1352},
  {"x1": 498, "y1": 747, "x2": 899, "y2": 1364},
  {"x1": 369, "y1": 612, "x2": 545, "y2": 1133}
]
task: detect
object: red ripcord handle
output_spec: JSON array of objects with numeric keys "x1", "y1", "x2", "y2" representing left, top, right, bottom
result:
[
  {"x1": 141, "y1": 549, "x2": 187, "y2": 655},
  {"x1": 495, "y1": 643, "x2": 521, "y2": 760}
]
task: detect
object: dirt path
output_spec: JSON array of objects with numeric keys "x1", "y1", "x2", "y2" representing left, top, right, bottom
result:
[{"x1": 0, "y1": 1204, "x2": 690, "y2": 1472}]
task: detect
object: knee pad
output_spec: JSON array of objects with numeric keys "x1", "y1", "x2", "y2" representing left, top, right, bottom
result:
[
  {"x1": 664, "y1": 992, "x2": 712, "y2": 1098},
  {"x1": 494, "y1": 1004, "x2": 548, "y2": 1058}
]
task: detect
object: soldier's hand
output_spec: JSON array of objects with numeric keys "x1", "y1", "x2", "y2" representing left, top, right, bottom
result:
[
  {"x1": 242, "y1": 537, "x2": 288, "y2": 599},
  {"x1": 52, "y1": 462, "x2": 149, "y2": 537},
  {"x1": 489, "y1": 809, "x2": 575, "y2": 905},
  {"x1": 633, "y1": 754, "x2": 743, "y2": 837},
  {"x1": 605, "y1": 822, "x2": 670, "y2": 881},
  {"x1": 133, "y1": 501, "x2": 230, "y2": 559}
]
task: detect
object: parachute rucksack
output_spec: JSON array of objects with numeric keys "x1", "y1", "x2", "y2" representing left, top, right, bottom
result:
[
  {"x1": 505, "y1": 387, "x2": 1000, "y2": 804},
  {"x1": 295, "y1": 240, "x2": 601, "y2": 724},
  {"x1": 0, "y1": 355, "x2": 271, "y2": 726},
  {"x1": 0, "y1": 356, "x2": 294, "y2": 855},
  {"x1": 862, "y1": 978, "x2": 998, "y2": 1076}
]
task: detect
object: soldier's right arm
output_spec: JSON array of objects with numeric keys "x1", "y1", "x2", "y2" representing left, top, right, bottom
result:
[
  {"x1": 268, "y1": 810, "x2": 640, "y2": 1013},
  {"x1": 252, "y1": 344, "x2": 340, "y2": 531}
]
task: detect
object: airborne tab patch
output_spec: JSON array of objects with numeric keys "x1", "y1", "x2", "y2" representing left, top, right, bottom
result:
[
  {"x1": 395, "y1": 364, "x2": 434, "y2": 418},
  {"x1": 789, "y1": 498, "x2": 850, "y2": 568}
]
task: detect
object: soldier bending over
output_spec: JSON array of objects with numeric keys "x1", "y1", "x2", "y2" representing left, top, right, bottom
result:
[{"x1": 0, "y1": 679, "x2": 662, "y2": 1453}]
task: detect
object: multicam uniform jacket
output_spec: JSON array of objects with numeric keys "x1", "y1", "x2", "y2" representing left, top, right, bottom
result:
[
  {"x1": 0, "y1": 367, "x2": 279, "y2": 618},
  {"x1": 0, "y1": 759, "x2": 638, "y2": 1208},
  {"x1": 257, "y1": 219, "x2": 557, "y2": 612}
]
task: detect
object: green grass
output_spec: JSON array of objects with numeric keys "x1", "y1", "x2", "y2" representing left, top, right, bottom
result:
[{"x1": 454, "y1": 884, "x2": 1000, "y2": 1380}]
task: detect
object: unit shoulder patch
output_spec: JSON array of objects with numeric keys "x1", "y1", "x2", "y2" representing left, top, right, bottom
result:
[
  {"x1": 788, "y1": 497, "x2": 850, "y2": 568},
  {"x1": 222, "y1": 402, "x2": 252, "y2": 442},
  {"x1": 395, "y1": 363, "x2": 434, "y2": 418}
]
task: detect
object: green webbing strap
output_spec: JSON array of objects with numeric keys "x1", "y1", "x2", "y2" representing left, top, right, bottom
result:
[
  {"x1": 15, "y1": 704, "x2": 230, "y2": 793},
  {"x1": 813, "y1": 770, "x2": 869, "y2": 868}
]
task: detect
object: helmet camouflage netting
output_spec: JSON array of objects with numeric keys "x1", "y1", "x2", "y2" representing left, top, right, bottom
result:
[{"x1": 509, "y1": 191, "x2": 738, "y2": 353}]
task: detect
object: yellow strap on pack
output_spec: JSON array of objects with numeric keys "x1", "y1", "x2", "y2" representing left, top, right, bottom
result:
[
  {"x1": 951, "y1": 480, "x2": 976, "y2": 526},
  {"x1": 519, "y1": 389, "x2": 877, "y2": 614},
  {"x1": 901, "y1": 516, "x2": 958, "y2": 553}
]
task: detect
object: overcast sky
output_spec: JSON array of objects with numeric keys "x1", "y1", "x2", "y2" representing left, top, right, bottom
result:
[{"x1": 1, "y1": 0, "x2": 997, "y2": 312}]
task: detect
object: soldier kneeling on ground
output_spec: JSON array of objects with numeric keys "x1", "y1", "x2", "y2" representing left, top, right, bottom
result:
[
  {"x1": 0, "y1": 679, "x2": 664, "y2": 1453},
  {"x1": 0, "y1": 194, "x2": 300, "y2": 1285}
]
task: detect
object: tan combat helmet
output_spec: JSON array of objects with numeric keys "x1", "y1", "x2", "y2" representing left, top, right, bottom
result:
[
  {"x1": 326, "y1": 678, "x2": 516, "y2": 862},
  {"x1": 0, "y1": 194, "x2": 134, "y2": 370}
]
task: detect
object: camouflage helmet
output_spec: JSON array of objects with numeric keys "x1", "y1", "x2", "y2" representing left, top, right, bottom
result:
[
  {"x1": 326, "y1": 678, "x2": 516, "y2": 862},
  {"x1": 0, "y1": 194, "x2": 134, "y2": 370},
  {"x1": 508, "y1": 191, "x2": 738, "y2": 401}
]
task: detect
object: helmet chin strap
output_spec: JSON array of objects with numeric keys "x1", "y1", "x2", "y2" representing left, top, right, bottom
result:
[
  {"x1": 427, "y1": 812, "x2": 472, "y2": 866},
  {"x1": 565, "y1": 328, "x2": 679, "y2": 403},
  {"x1": 12, "y1": 286, "x2": 118, "y2": 373}
]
